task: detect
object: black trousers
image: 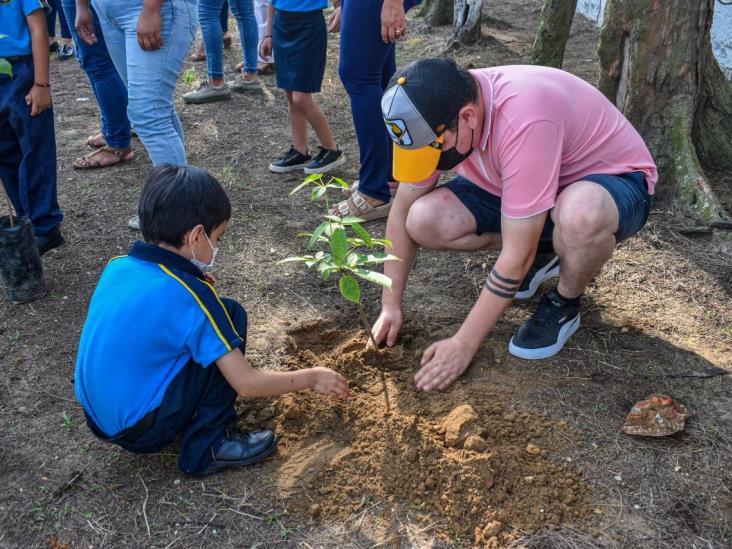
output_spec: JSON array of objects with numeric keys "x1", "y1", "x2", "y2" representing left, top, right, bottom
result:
[{"x1": 85, "y1": 298, "x2": 247, "y2": 475}]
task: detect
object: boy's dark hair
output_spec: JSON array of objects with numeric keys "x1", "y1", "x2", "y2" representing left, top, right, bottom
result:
[{"x1": 138, "y1": 165, "x2": 231, "y2": 247}]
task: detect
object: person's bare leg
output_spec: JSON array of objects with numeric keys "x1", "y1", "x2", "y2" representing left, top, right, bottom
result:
[
  {"x1": 291, "y1": 91, "x2": 337, "y2": 151},
  {"x1": 405, "y1": 188, "x2": 502, "y2": 251},
  {"x1": 552, "y1": 181, "x2": 619, "y2": 299},
  {"x1": 286, "y1": 91, "x2": 309, "y2": 155}
]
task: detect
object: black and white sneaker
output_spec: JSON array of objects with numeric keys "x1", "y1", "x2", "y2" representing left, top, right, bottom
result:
[
  {"x1": 508, "y1": 288, "x2": 580, "y2": 360},
  {"x1": 515, "y1": 254, "x2": 560, "y2": 300},
  {"x1": 269, "y1": 146, "x2": 312, "y2": 173},
  {"x1": 303, "y1": 146, "x2": 345, "y2": 174}
]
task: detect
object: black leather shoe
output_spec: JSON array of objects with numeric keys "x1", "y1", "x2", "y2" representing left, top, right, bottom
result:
[
  {"x1": 35, "y1": 226, "x2": 65, "y2": 256},
  {"x1": 199, "y1": 428, "x2": 278, "y2": 476}
]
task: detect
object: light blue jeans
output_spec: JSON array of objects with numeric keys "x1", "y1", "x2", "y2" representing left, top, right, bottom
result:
[
  {"x1": 199, "y1": 0, "x2": 258, "y2": 78},
  {"x1": 92, "y1": 0, "x2": 198, "y2": 166}
]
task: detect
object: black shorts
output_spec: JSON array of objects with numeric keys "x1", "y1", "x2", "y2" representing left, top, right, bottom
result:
[
  {"x1": 444, "y1": 172, "x2": 652, "y2": 244},
  {"x1": 273, "y1": 9, "x2": 327, "y2": 93}
]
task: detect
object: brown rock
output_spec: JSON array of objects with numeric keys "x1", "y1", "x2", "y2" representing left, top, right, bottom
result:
[
  {"x1": 258, "y1": 406, "x2": 275, "y2": 421},
  {"x1": 526, "y1": 443, "x2": 541, "y2": 455},
  {"x1": 309, "y1": 503, "x2": 321, "y2": 517},
  {"x1": 441, "y1": 405, "x2": 482, "y2": 448},
  {"x1": 284, "y1": 405, "x2": 302, "y2": 420},
  {"x1": 463, "y1": 435, "x2": 488, "y2": 452}
]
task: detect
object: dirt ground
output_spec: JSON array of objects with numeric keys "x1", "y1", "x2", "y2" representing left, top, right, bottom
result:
[{"x1": 1, "y1": 1, "x2": 731, "y2": 547}]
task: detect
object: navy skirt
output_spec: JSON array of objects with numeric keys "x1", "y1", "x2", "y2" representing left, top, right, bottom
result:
[{"x1": 273, "y1": 9, "x2": 327, "y2": 93}]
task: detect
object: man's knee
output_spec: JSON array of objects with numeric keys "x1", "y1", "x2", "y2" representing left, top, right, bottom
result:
[
  {"x1": 405, "y1": 199, "x2": 440, "y2": 247},
  {"x1": 554, "y1": 190, "x2": 616, "y2": 245},
  {"x1": 290, "y1": 91, "x2": 311, "y2": 111}
]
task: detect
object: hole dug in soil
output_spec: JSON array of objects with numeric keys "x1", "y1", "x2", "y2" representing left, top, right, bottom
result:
[{"x1": 241, "y1": 321, "x2": 595, "y2": 544}]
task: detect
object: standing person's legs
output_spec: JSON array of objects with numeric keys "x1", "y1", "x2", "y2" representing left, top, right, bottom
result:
[
  {"x1": 290, "y1": 92, "x2": 337, "y2": 151},
  {"x1": 339, "y1": 0, "x2": 396, "y2": 205},
  {"x1": 199, "y1": 0, "x2": 227, "y2": 84},
  {"x1": 46, "y1": 0, "x2": 58, "y2": 43},
  {"x1": 56, "y1": 0, "x2": 72, "y2": 42},
  {"x1": 286, "y1": 91, "x2": 309, "y2": 155},
  {"x1": 100, "y1": 0, "x2": 197, "y2": 166},
  {"x1": 0, "y1": 59, "x2": 62, "y2": 239},
  {"x1": 229, "y1": 0, "x2": 258, "y2": 77},
  {"x1": 60, "y1": 0, "x2": 131, "y2": 151},
  {"x1": 220, "y1": 0, "x2": 230, "y2": 34}
]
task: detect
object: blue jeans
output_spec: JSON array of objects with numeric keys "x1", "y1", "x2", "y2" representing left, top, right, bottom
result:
[
  {"x1": 0, "y1": 57, "x2": 63, "y2": 236},
  {"x1": 61, "y1": 0, "x2": 131, "y2": 149},
  {"x1": 92, "y1": 0, "x2": 198, "y2": 166},
  {"x1": 339, "y1": 0, "x2": 420, "y2": 203},
  {"x1": 199, "y1": 0, "x2": 257, "y2": 77},
  {"x1": 84, "y1": 298, "x2": 246, "y2": 475},
  {"x1": 47, "y1": 0, "x2": 72, "y2": 40}
]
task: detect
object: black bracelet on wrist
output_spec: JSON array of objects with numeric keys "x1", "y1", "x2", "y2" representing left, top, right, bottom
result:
[
  {"x1": 264, "y1": 35, "x2": 272, "y2": 38},
  {"x1": 34, "y1": 82, "x2": 51, "y2": 88}
]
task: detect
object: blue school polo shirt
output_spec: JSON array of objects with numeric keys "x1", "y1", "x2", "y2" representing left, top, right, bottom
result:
[
  {"x1": 74, "y1": 241, "x2": 244, "y2": 437},
  {"x1": 0, "y1": 0, "x2": 47, "y2": 57},
  {"x1": 271, "y1": 0, "x2": 327, "y2": 12}
]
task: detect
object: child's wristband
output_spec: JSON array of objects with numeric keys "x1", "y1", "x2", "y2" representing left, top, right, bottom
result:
[{"x1": 34, "y1": 82, "x2": 51, "y2": 88}]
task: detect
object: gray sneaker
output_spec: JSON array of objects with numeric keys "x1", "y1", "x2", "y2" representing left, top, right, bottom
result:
[
  {"x1": 183, "y1": 81, "x2": 232, "y2": 104},
  {"x1": 228, "y1": 74, "x2": 262, "y2": 93}
]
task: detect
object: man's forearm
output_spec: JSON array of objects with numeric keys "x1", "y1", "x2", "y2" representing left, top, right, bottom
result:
[
  {"x1": 75, "y1": 0, "x2": 90, "y2": 10},
  {"x1": 453, "y1": 288, "x2": 512, "y2": 355},
  {"x1": 266, "y1": 5, "x2": 274, "y2": 34},
  {"x1": 142, "y1": 0, "x2": 163, "y2": 12},
  {"x1": 382, "y1": 203, "x2": 418, "y2": 309}
]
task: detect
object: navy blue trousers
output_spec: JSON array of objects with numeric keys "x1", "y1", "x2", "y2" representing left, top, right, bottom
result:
[
  {"x1": 339, "y1": 0, "x2": 420, "y2": 203},
  {"x1": 85, "y1": 298, "x2": 247, "y2": 475},
  {"x1": 0, "y1": 57, "x2": 62, "y2": 237},
  {"x1": 47, "y1": 0, "x2": 72, "y2": 40}
]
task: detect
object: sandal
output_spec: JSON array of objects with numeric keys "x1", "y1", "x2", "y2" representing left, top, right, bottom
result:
[
  {"x1": 73, "y1": 147, "x2": 134, "y2": 170},
  {"x1": 334, "y1": 190, "x2": 391, "y2": 222},
  {"x1": 191, "y1": 49, "x2": 206, "y2": 62},
  {"x1": 223, "y1": 35, "x2": 232, "y2": 49},
  {"x1": 342, "y1": 180, "x2": 397, "y2": 199},
  {"x1": 85, "y1": 132, "x2": 107, "y2": 148},
  {"x1": 257, "y1": 62, "x2": 275, "y2": 75},
  {"x1": 235, "y1": 61, "x2": 243, "y2": 73}
]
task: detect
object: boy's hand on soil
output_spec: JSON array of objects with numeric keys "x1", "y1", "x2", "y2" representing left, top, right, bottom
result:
[
  {"x1": 414, "y1": 337, "x2": 472, "y2": 392},
  {"x1": 260, "y1": 36, "x2": 272, "y2": 59},
  {"x1": 311, "y1": 367, "x2": 349, "y2": 399},
  {"x1": 75, "y1": 7, "x2": 97, "y2": 45},
  {"x1": 137, "y1": 10, "x2": 163, "y2": 51},
  {"x1": 327, "y1": 6, "x2": 342, "y2": 33},
  {"x1": 371, "y1": 307, "x2": 403, "y2": 348},
  {"x1": 25, "y1": 86, "x2": 52, "y2": 116}
]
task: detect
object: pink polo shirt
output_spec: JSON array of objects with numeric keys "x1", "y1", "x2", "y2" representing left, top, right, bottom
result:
[{"x1": 450, "y1": 66, "x2": 658, "y2": 218}]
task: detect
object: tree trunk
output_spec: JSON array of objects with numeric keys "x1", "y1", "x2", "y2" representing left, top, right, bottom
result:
[
  {"x1": 445, "y1": 0, "x2": 483, "y2": 51},
  {"x1": 419, "y1": 0, "x2": 454, "y2": 26},
  {"x1": 531, "y1": 0, "x2": 578, "y2": 68},
  {"x1": 597, "y1": 0, "x2": 732, "y2": 226}
]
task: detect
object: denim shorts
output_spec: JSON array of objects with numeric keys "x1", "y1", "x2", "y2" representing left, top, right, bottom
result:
[{"x1": 444, "y1": 172, "x2": 652, "y2": 244}]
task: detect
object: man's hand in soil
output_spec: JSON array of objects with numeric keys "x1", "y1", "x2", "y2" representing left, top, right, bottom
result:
[
  {"x1": 311, "y1": 367, "x2": 350, "y2": 399},
  {"x1": 137, "y1": 0, "x2": 163, "y2": 51},
  {"x1": 371, "y1": 306, "x2": 403, "y2": 348},
  {"x1": 75, "y1": 3, "x2": 97, "y2": 45},
  {"x1": 381, "y1": 0, "x2": 406, "y2": 43},
  {"x1": 414, "y1": 336, "x2": 473, "y2": 391}
]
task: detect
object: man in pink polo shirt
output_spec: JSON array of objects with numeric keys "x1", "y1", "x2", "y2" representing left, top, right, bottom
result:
[{"x1": 374, "y1": 58, "x2": 657, "y2": 391}]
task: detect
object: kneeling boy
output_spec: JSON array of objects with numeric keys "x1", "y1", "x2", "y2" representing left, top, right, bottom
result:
[{"x1": 75, "y1": 165, "x2": 348, "y2": 476}]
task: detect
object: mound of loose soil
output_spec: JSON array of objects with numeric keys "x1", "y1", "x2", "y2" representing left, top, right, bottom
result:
[{"x1": 241, "y1": 321, "x2": 594, "y2": 544}]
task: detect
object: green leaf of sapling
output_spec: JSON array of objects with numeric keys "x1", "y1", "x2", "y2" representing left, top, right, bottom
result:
[
  {"x1": 307, "y1": 221, "x2": 329, "y2": 250},
  {"x1": 352, "y1": 268, "x2": 393, "y2": 290},
  {"x1": 351, "y1": 223, "x2": 373, "y2": 247},
  {"x1": 330, "y1": 227, "x2": 348, "y2": 264},
  {"x1": 339, "y1": 275, "x2": 361, "y2": 304}
]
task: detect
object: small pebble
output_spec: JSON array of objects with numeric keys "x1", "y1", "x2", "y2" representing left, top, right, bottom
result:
[{"x1": 526, "y1": 443, "x2": 541, "y2": 455}]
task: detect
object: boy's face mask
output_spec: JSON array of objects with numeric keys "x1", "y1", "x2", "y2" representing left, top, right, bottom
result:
[
  {"x1": 191, "y1": 232, "x2": 219, "y2": 273},
  {"x1": 436, "y1": 118, "x2": 475, "y2": 171}
]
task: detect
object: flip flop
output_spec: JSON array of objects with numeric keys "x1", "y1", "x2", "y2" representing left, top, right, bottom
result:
[
  {"x1": 73, "y1": 147, "x2": 134, "y2": 170},
  {"x1": 85, "y1": 133, "x2": 107, "y2": 148},
  {"x1": 335, "y1": 190, "x2": 391, "y2": 222},
  {"x1": 223, "y1": 35, "x2": 232, "y2": 49}
]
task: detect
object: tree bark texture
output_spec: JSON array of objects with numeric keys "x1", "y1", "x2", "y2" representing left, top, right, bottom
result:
[
  {"x1": 419, "y1": 0, "x2": 454, "y2": 26},
  {"x1": 531, "y1": 0, "x2": 578, "y2": 68},
  {"x1": 597, "y1": 0, "x2": 732, "y2": 224},
  {"x1": 446, "y1": 0, "x2": 483, "y2": 51}
]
